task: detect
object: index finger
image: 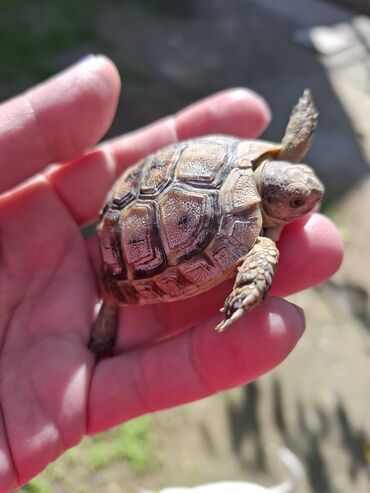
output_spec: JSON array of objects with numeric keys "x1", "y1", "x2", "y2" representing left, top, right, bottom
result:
[{"x1": 0, "y1": 55, "x2": 120, "y2": 193}]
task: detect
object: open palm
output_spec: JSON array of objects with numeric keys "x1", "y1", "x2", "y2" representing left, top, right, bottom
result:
[{"x1": 0, "y1": 56, "x2": 342, "y2": 491}]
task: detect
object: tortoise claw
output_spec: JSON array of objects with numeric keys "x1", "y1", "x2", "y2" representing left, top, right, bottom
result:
[{"x1": 216, "y1": 307, "x2": 244, "y2": 332}]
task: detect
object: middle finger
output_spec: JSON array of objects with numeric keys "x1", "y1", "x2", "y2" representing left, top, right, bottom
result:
[
  {"x1": 110, "y1": 212, "x2": 342, "y2": 352},
  {"x1": 46, "y1": 88, "x2": 270, "y2": 226}
]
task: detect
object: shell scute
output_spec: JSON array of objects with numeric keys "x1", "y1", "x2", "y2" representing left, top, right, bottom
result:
[
  {"x1": 158, "y1": 185, "x2": 218, "y2": 261},
  {"x1": 235, "y1": 140, "x2": 281, "y2": 168},
  {"x1": 220, "y1": 167, "x2": 261, "y2": 214},
  {"x1": 99, "y1": 209, "x2": 124, "y2": 277},
  {"x1": 139, "y1": 145, "x2": 180, "y2": 196},
  {"x1": 131, "y1": 280, "x2": 164, "y2": 303},
  {"x1": 176, "y1": 139, "x2": 235, "y2": 187},
  {"x1": 120, "y1": 201, "x2": 167, "y2": 279},
  {"x1": 153, "y1": 268, "x2": 191, "y2": 297},
  {"x1": 230, "y1": 216, "x2": 261, "y2": 246},
  {"x1": 219, "y1": 209, "x2": 262, "y2": 249},
  {"x1": 178, "y1": 254, "x2": 220, "y2": 288},
  {"x1": 111, "y1": 161, "x2": 143, "y2": 209},
  {"x1": 209, "y1": 239, "x2": 244, "y2": 273}
]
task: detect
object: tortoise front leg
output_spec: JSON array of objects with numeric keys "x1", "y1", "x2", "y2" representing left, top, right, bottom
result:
[
  {"x1": 216, "y1": 236, "x2": 279, "y2": 332},
  {"x1": 278, "y1": 89, "x2": 318, "y2": 163}
]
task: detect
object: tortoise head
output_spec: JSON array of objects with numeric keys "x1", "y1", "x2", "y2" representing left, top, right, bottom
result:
[
  {"x1": 256, "y1": 160, "x2": 324, "y2": 227},
  {"x1": 254, "y1": 89, "x2": 323, "y2": 228}
]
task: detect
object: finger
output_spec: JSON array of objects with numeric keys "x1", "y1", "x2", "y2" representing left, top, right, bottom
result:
[
  {"x1": 46, "y1": 88, "x2": 271, "y2": 225},
  {"x1": 100, "y1": 212, "x2": 342, "y2": 352},
  {"x1": 0, "y1": 55, "x2": 120, "y2": 193},
  {"x1": 271, "y1": 212, "x2": 343, "y2": 296},
  {"x1": 87, "y1": 297, "x2": 305, "y2": 434},
  {"x1": 0, "y1": 409, "x2": 17, "y2": 493}
]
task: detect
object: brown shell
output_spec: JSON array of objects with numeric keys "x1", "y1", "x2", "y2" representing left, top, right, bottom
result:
[{"x1": 99, "y1": 135, "x2": 281, "y2": 305}]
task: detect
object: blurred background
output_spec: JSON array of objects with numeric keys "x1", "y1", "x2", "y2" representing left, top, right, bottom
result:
[{"x1": 1, "y1": 0, "x2": 369, "y2": 492}]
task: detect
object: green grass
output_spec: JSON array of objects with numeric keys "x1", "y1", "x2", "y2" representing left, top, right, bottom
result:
[
  {"x1": 0, "y1": 0, "x2": 153, "y2": 92},
  {"x1": 20, "y1": 416, "x2": 152, "y2": 492},
  {"x1": 22, "y1": 476, "x2": 53, "y2": 493},
  {"x1": 87, "y1": 416, "x2": 152, "y2": 472},
  {"x1": 0, "y1": 0, "x2": 96, "y2": 82}
]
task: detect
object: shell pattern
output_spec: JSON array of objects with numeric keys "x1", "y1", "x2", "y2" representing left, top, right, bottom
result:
[{"x1": 99, "y1": 136, "x2": 279, "y2": 305}]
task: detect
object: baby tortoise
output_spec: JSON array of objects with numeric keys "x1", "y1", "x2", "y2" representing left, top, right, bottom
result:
[{"x1": 89, "y1": 90, "x2": 324, "y2": 356}]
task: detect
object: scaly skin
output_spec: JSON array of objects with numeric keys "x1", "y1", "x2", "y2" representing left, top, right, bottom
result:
[
  {"x1": 216, "y1": 91, "x2": 323, "y2": 330},
  {"x1": 279, "y1": 89, "x2": 318, "y2": 163},
  {"x1": 216, "y1": 237, "x2": 279, "y2": 331}
]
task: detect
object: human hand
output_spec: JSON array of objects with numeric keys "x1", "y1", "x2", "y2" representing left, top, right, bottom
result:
[{"x1": 0, "y1": 56, "x2": 343, "y2": 491}]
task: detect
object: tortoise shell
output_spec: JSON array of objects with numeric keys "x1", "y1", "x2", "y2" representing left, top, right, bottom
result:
[{"x1": 98, "y1": 135, "x2": 281, "y2": 305}]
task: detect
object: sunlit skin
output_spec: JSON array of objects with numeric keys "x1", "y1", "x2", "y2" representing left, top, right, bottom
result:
[{"x1": 0, "y1": 56, "x2": 343, "y2": 491}]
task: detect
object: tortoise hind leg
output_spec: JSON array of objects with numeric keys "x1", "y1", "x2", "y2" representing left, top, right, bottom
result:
[
  {"x1": 89, "y1": 301, "x2": 118, "y2": 358},
  {"x1": 216, "y1": 237, "x2": 279, "y2": 332}
]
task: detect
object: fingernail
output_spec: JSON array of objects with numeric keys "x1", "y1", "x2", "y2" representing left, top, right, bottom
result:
[
  {"x1": 59, "y1": 54, "x2": 98, "y2": 74},
  {"x1": 229, "y1": 88, "x2": 272, "y2": 121},
  {"x1": 76, "y1": 54, "x2": 97, "y2": 65},
  {"x1": 227, "y1": 88, "x2": 255, "y2": 102}
]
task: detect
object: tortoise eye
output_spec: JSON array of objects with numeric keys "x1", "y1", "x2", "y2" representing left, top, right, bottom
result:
[{"x1": 290, "y1": 198, "x2": 305, "y2": 208}]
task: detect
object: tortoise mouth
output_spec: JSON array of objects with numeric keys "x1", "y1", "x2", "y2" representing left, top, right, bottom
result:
[
  {"x1": 300, "y1": 196, "x2": 322, "y2": 215},
  {"x1": 285, "y1": 198, "x2": 322, "y2": 222},
  {"x1": 261, "y1": 194, "x2": 323, "y2": 227}
]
